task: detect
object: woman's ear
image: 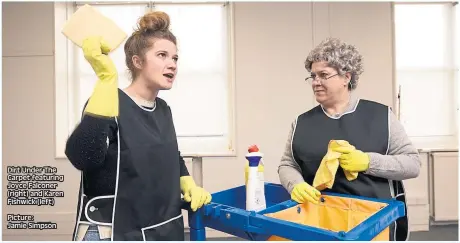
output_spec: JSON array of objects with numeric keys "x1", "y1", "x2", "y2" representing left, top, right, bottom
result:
[
  {"x1": 345, "y1": 72, "x2": 352, "y2": 82},
  {"x1": 344, "y1": 73, "x2": 352, "y2": 86},
  {"x1": 132, "y1": 55, "x2": 143, "y2": 70}
]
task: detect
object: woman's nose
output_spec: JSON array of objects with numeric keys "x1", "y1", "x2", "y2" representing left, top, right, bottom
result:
[
  {"x1": 167, "y1": 62, "x2": 177, "y2": 71},
  {"x1": 312, "y1": 78, "x2": 322, "y2": 85}
]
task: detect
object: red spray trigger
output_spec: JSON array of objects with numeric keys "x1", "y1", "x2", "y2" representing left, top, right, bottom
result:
[{"x1": 248, "y1": 145, "x2": 259, "y2": 153}]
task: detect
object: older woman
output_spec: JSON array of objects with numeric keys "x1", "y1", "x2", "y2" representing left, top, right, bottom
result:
[{"x1": 278, "y1": 38, "x2": 420, "y2": 241}]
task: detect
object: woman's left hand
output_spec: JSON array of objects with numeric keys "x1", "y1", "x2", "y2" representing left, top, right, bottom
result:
[
  {"x1": 180, "y1": 176, "x2": 212, "y2": 211},
  {"x1": 332, "y1": 144, "x2": 370, "y2": 172}
]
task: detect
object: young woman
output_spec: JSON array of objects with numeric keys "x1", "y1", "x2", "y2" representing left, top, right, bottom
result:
[{"x1": 65, "y1": 11, "x2": 212, "y2": 241}]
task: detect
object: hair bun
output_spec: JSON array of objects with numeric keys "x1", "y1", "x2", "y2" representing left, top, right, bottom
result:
[{"x1": 138, "y1": 11, "x2": 170, "y2": 32}]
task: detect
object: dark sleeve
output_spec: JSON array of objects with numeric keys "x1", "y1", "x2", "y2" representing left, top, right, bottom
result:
[
  {"x1": 178, "y1": 151, "x2": 190, "y2": 177},
  {"x1": 64, "y1": 101, "x2": 116, "y2": 171}
]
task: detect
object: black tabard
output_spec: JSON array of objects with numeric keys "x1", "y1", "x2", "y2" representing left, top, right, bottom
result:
[
  {"x1": 72, "y1": 90, "x2": 185, "y2": 241},
  {"x1": 292, "y1": 99, "x2": 409, "y2": 241}
]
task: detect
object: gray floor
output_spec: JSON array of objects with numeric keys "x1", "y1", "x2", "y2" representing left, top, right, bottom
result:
[
  {"x1": 409, "y1": 224, "x2": 458, "y2": 241},
  {"x1": 185, "y1": 224, "x2": 458, "y2": 241}
]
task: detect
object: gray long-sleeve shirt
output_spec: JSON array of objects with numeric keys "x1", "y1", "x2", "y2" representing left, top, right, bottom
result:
[{"x1": 278, "y1": 95, "x2": 421, "y2": 193}]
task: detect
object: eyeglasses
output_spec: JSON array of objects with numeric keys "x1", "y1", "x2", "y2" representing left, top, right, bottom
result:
[{"x1": 305, "y1": 73, "x2": 339, "y2": 85}]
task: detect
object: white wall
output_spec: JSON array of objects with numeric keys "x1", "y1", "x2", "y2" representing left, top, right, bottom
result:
[{"x1": 2, "y1": 2, "x2": 81, "y2": 240}]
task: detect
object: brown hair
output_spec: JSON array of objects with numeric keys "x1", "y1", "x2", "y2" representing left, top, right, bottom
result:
[{"x1": 124, "y1": 11, "x2": 177, "y2": 80}]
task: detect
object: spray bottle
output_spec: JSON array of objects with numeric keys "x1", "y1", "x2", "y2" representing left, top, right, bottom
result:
[
  {"x1": 245, "y1": 145, "x2": 265, "y2": 185},
  {"x1": 245, "y1": 145, "x2": 266, "y2": 212}
]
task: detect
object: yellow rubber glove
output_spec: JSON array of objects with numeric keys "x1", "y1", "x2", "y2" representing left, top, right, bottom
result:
[
  {"x1": 332, "y1": 144, "x2": 370, "y2": 172},
  {"x1": 180, "y1": 176, "x2": 212, "y2": 212},
  {"x1": 291, "y1": 182, "x2": 321, "y2": 204},
  {"x1": 82, "y1": 36, "x2": 119, "y2": 117}
]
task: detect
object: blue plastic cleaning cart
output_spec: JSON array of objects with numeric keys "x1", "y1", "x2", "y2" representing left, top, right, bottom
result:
[{"x1": 184, "y1": 183, "x2": 406, "y2": 241}]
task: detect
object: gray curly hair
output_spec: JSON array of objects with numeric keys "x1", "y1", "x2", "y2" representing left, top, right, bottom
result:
[{"x1": 304, "y1": 38, "x2": 364, "y2": 90}]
